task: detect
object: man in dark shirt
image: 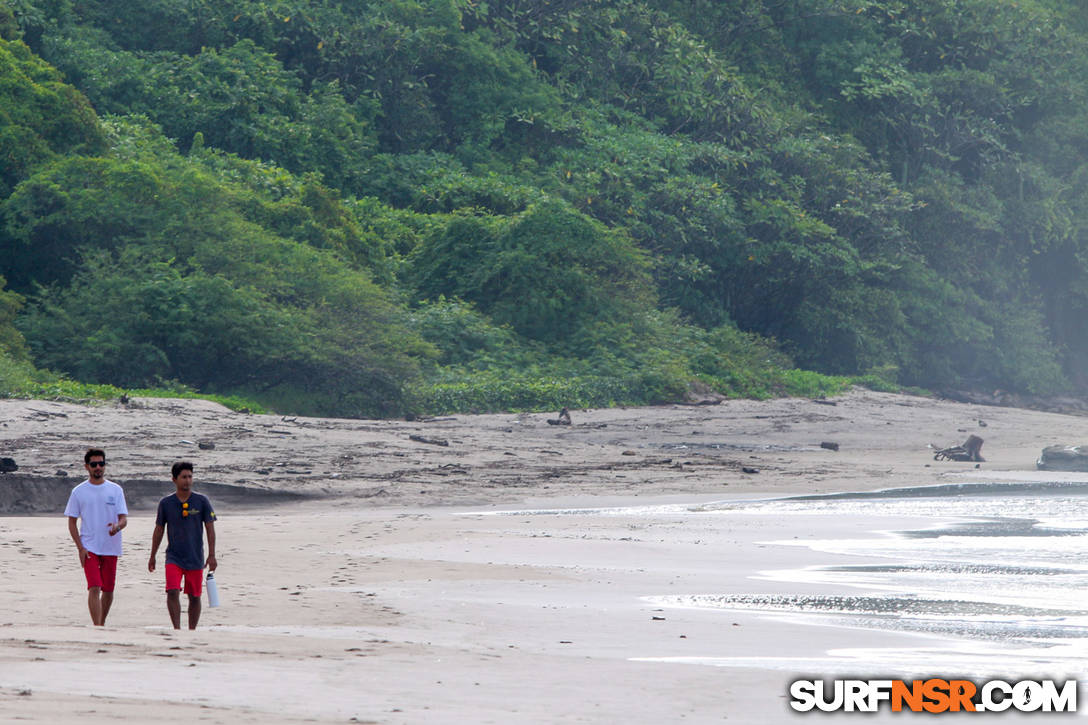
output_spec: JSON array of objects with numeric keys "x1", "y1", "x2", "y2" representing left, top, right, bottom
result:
[{"x1": 148, "y1": 461, "x2": 218, "y2": 629}]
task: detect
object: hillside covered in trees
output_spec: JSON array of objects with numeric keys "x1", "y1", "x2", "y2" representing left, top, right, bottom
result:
[{"x1": 1, "y1": 0, "x2": 1087, "y2": 417}]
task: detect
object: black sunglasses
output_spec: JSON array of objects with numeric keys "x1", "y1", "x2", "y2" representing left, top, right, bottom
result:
[{"x1": 87, "y1": 461, "x2": 106, "y2": 467}]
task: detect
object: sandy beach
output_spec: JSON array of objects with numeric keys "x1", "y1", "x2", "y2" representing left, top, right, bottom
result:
[{"x1": 2, "y1": 388, "x2": 1088, "y2": 723}]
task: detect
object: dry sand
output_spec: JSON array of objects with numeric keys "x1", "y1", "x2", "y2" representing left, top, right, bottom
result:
[{"x1": 1, "y1": 388, "x2": 1086, "y2": 723}]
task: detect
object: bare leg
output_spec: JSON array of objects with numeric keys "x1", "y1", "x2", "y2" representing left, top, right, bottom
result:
[
  {"x1": 100, "y1": 590, "x2": 114, "y2": 625},
  {"x1": 187, "y1": 594, "x2": 202, "y2": 630},
  {"x1": 87, "y1": 586, "x2": 103, "y2": 626},
  {"x1": 167, "y1": 590, "x2": 182, "y2": 629}
]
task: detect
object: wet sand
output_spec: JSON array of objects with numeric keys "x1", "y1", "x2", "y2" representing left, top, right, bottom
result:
[{"x1": 2, "y1": 389, "x2": 1087, "y2": 722}]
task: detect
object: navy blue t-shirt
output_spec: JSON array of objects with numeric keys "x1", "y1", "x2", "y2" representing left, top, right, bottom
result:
[{"x1": 156, "y1": 492, "x2": 216, "y2": 570}]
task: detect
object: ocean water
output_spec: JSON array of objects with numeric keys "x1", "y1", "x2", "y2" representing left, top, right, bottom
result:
[
  {"x1": 646, "y1": 481, "x2": 1088, "y2": 677},
  {"x1": 474, "y1": 480, "x2": 1088, "y2": 679}
]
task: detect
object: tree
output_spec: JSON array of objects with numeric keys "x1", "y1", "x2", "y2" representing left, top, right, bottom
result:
[
  {"x1": 410, "y1": 200, "x2": 653, "y2": 347},
  {"x1": 0, "y1": 36, "x2": 103, "y2": 196},
  {"x1": 0, "y1": 275, "x2": 27, "y2": 360}
]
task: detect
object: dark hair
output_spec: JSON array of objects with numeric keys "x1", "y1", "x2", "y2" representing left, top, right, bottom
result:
[
  {"x1": 85, "y1": 448, "x2": 105, "y2": 464},
  {"x1": 171, "y1": 461, "x2": 194, "y2": 479}
]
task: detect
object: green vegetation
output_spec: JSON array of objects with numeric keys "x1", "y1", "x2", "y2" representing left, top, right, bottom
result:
[
  {"x1": 0, "y1": 356, "x2": 265, "y2": 412},
  {"x1": 1, "y1": 0, "x2": 1087, "y2": 416}
]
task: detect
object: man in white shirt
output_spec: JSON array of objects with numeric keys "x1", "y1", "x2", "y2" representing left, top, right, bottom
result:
[{"x1": 64, "y1": 448, "x2": 128, "y2": 626}]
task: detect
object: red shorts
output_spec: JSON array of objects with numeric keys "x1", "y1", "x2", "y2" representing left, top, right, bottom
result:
[
  {"x1": 83, "y1": 552, "x2": 118, "y2": 592},
  {"x1": 165, "y1": 563, "x2": 203, "y2": 597}
]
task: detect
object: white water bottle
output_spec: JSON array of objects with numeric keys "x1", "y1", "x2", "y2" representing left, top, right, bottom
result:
[{"x1": 206, "y1": 571, "x2": 220, "y2": 608}]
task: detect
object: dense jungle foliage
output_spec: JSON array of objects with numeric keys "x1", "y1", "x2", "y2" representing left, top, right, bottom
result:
[{"x1": 0, "y1": 0, "x2": 1085, "y2": 416}]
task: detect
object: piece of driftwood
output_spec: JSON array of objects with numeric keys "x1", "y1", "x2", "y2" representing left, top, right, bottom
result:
[
  {"x1": 409, "y1": 434, "x2": 449, "y2": 447},
  {"x1": 546, "y1": 407, "x2": 572, "y2": 426},
  {"x1": 933, "y1": 434, "x2": 984, "y2": 462}
]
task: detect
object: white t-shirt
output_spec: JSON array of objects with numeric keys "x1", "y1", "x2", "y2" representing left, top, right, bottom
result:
[{"x1": 64, "y1": 480, "x2": 128, "y2": 556}]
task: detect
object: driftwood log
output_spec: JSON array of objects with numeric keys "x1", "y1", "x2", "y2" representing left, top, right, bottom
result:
[
  {"x1": 409, "y1": 434, "x2": 449, "y2": 447},
  {"x1": 546, "y1": 407, "x2": 572, "y2": 426},
  {"x1": 933, "y1": 434, "x2": 984, "y2": 462}
]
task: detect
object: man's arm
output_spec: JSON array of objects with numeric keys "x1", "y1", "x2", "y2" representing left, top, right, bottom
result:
[
  {"x1": 148, "y1": 524, "x2": 165, "y2": 572},
  {"x1": 205, "y1": 521, "x2": 216, "y2": 571},
  {"x1": 109, "y1": 513, "x2": 127, "y2": 536},
  {"x1": 68, "y1": 516, "x2": 87, "y2": 564}
]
